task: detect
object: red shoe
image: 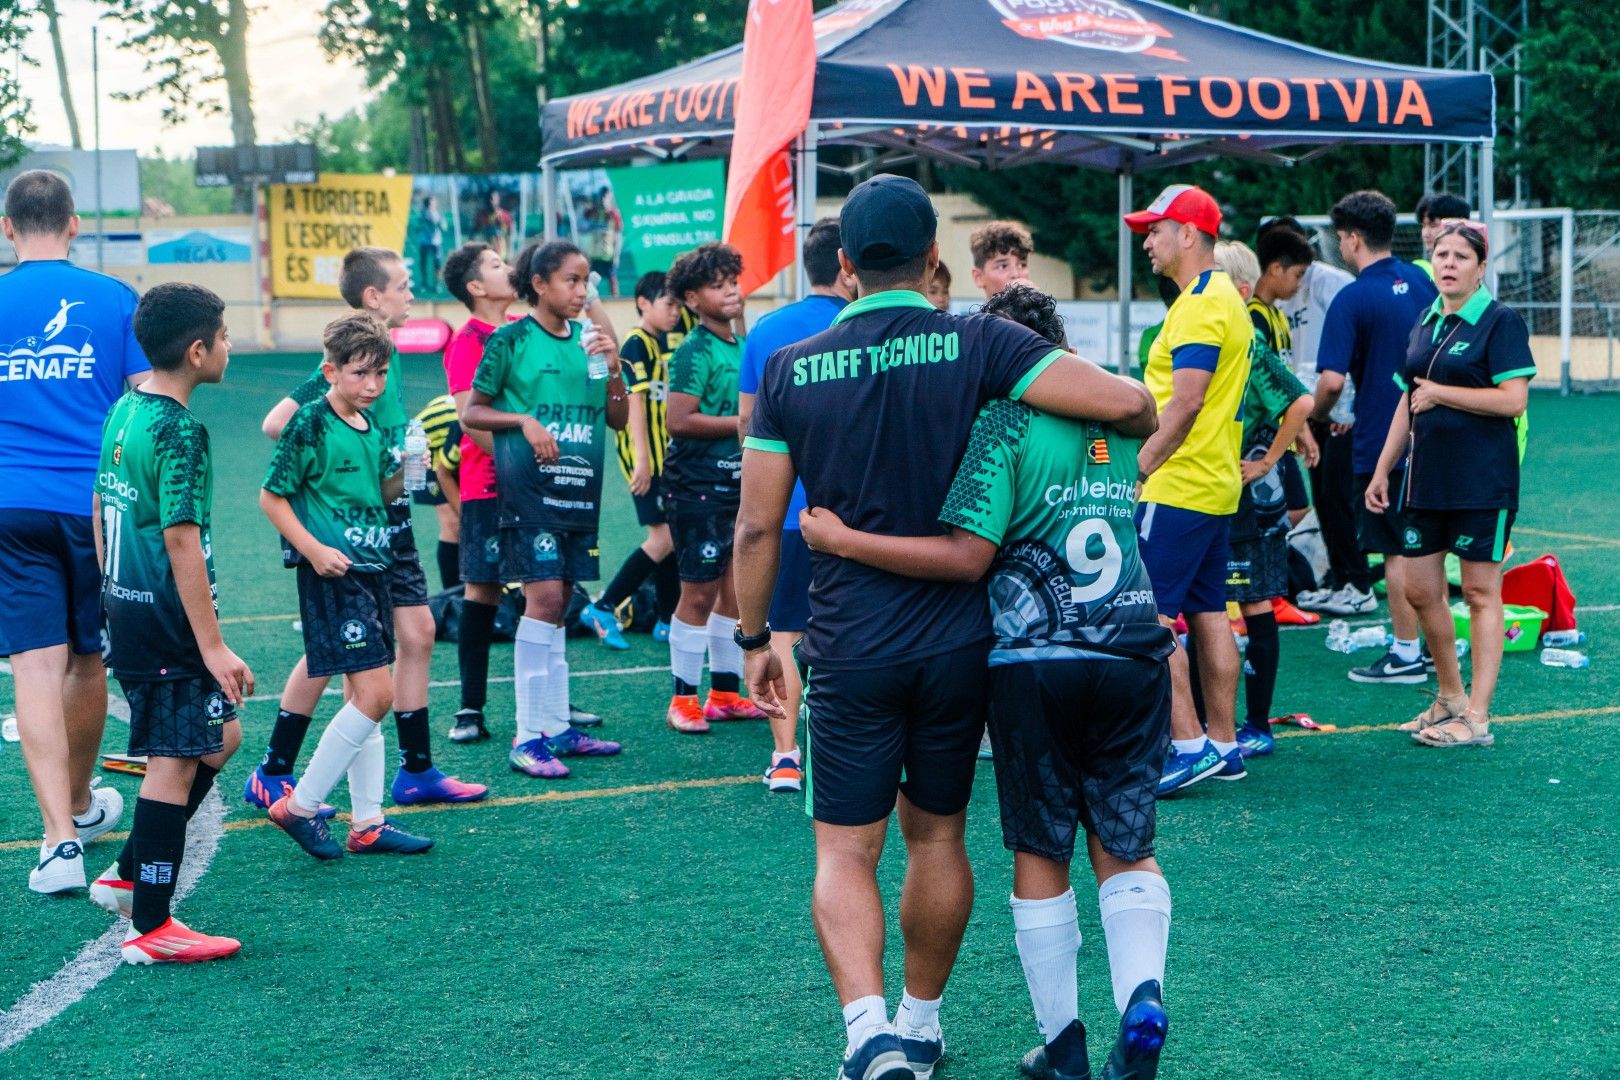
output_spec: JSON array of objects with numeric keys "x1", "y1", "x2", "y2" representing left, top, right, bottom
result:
[
  {"x1": 90, "y1": 862, "x2": 133, "y2": 918},
  {"x1": 704, "y1": 690, "x2": 766, "y2": 721},
  {"x1": 1272, "y1": 597, "x2": 1320, "y2": 625},
  {"x1": 667, "y1": 695, "x2": 710, "y2": 734},
  {"x1": 1172, "y1": 614, "x2": 1188, "y2": 635},
  {"x1": 121, "y1": 918, "x2": 241, "y2": 965}
]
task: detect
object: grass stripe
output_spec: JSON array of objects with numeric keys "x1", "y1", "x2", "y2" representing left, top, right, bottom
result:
[
  {"x1": 240, "y1": 663, "x2": 669, "y2": 704},
  {"x1": 1515, "y1": 526, "x2": 1620, "y2": 548}
]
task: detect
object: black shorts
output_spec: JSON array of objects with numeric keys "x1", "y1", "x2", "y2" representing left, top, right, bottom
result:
[
  {"x1": 120, "y1": 675, "x2": 237, "y2": 758},
  {"x1": 1226, "y1": 532, "x2": 1289, "y2": 603},
  {"x1": 459, "y1": 498, "x2": 503, "y2": 585},
  {"x1": 384, "y1": 545, "x2": 431, "y2": 607},
  {"x1": 987, "y1": 657, "x2": 1171, "y2": 863},
  {"x1": 1401, "y1": 507, "x2": 1515, "y2": 563},
  {"x1": 1354, "y1": 470, "x2": 1409, "y2": 557},
  {"x1": 769, "y1": 529, "x2": 813, "y2": 633},
  {"x1": 297, "y1": 564, "x2": 396, "y2": 678},
  {"x1": 0, "y1": 508, "x2": 103, "y2": 655},
  {"x1": 500, "y1": 526, "x2": 599, "y2": 583},
  {"x1": 410, "y1": 475, "x2": 449, "y2": 507},
  {"x1": 804, "y1": 640, "x2": 988, "y2": 827},
  {"x1": 632, "y1": 476, "x2": 668, "y2": 527},
  {"x1": 1278, "y1": 454, "x2": 1309, "y2": 512},
  {"x1": 668, "y1": 498, "x2": 736, "y2": 584}
]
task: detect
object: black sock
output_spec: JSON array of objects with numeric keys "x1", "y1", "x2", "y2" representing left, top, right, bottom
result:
[
  {"x1": 115, "y1": 835, "x2": 135, "y2": 882},
  {"x1": 673, "y1": 676, "x2": 699, "y2": 696},
  {"x1": 1183, "y1": 632, "x2": 1207, "y2": 730},
  {"x1": 712, "y1": 672, "x2": 740, "y2": 693},
  {"x1": 458, "y1": 599, "x2": 498, "y2": 711},
  {"x1": 130, "y1": 797, "x2": 187, "y2": 935},
  {"x1": 395, "y1": 708, "x2": 433, "y2": 773},
  {"x1": 184, "y1": 762, "x2": 221, "y2": 819},
  {"x1": 437, "y1": 541, "x2": 461, "y2": 590},
  {"x1": 654, "y1": 556, "x2": 680, "y2": 623},
  {"x1": 262, "y1": 710, "x2": 313, "y2": 775},
  {"x1": 599, "y1": 548, "x2": 657, "y2": 612},
  {"x1": 1243, "y1": 611, "x2": 1280, "y2": 734}
]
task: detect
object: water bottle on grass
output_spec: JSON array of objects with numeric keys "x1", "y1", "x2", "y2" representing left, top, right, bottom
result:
[
  {"x1": 1540, "y1": 648, "x2": 1590, "y2": 670},
  {"x1": 1541, "y1": 629, "x2": 1587, "y2": 647}
]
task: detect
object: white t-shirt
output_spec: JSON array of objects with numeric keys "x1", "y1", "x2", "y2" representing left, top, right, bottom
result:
[{"x1": 1279, "y1": 261, "x2": 1354, "y2": 378}]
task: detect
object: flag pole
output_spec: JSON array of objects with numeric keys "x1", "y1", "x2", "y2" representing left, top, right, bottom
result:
[{"x1": 794, "y1": 125, "x2": 818, "y2": 301}]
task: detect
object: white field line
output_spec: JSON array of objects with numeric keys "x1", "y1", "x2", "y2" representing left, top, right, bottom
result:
[{"x1": 241, "y1": 662, "x2": 670, "y2": 704}]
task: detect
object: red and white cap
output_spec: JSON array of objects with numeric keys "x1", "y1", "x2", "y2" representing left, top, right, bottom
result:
[{"x1": 1124, "y1": 184, "x2": 1222, "y2": 236}]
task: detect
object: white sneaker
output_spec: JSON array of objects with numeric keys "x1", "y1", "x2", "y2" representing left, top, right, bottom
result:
[
  {"x1": 90, "y1": 859, "x2": 134, "y2": 918},
  {"x1": 29, "y1": 839, "x2": 87, "y2": 894},
  {"x1": 1320, "y1": 584, "x2": 1377, "y2": 616},
  {"x1": 75, "y1": 785, "x2": 125, "y2": 844},
  {"x1": 1295, "y1": 587, "x2": 1334, "y2": 611}
]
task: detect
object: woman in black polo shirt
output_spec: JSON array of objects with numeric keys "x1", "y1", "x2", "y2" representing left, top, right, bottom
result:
[{"x1": 1365, "y1": 222, "x2": 1535, "y2": 748}]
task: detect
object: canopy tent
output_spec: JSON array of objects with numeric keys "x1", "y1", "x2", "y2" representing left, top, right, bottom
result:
[{"x1": 540, "y1": 0, "x2": 1496, "y2": 366}]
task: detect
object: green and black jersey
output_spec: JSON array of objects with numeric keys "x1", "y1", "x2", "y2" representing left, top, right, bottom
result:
[
  {"x1": 1232, "y1": 332, "x2": 1309, "y2": 542},
  {"x1": 939, "y1": 399, "x2": 1173, "y2": 666},
  {"x1": 664, "y1": 324, "x2": 743, "y2": 505},
  {"x1": 472, "y1": 315, "x2": 608, "y2": 532},
  {"x1": 291, "y1": 352, "x2": 409, "y2": 456},
  {"x1": 97, "y1": 389, "x2": 216, "y2": 680},
  {"x1": 263, "y1": 398, "x2": 398, "y2": 572}
]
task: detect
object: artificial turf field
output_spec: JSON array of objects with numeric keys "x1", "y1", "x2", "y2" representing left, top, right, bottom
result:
[{"x1": 1, "y1": 351, "x2": 1617, "y2": 1078}]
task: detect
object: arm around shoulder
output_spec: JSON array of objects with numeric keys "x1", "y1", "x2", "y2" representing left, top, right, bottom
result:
[{"x1": 1017, "y1": 353, "x2": 1158, "y2": 437}]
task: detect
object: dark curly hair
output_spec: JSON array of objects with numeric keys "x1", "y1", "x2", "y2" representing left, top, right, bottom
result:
[
  {"x1": 666, "y1": 242, "x2": 743, "y2": 304},
  {"x1": 982, "y1": 282, "x2": 1067, "y2": 348},
  {"x1": 1330, "y1": 190, "x2": 1397, "y2": 251},
  {"x1": 510, "y1": 240, "x2": 586, "y2": 305},
  {"x1": 441, "y1": 242, "x2": 492, "y2": 309}
]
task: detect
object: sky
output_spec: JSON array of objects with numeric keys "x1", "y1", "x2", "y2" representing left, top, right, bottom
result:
[{"x1": 12, "y1": 0, "x2": 370, "y2": 158}]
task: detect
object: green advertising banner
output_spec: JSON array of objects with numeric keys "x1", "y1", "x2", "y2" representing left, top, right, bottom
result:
[{"x1": 558, "y1": 160, "x2": 725, "y2": 298}]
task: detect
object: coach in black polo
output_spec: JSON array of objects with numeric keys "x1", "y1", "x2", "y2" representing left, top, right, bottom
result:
[{"x1": 733, "y1": 174, "x2": 1158, "y2": 1078}]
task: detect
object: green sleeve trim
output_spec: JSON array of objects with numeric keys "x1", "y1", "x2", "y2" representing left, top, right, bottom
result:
[
  {"x1": 937, "y1": 512, "x2": 1002, "y2": 547},
  {"x1": 1010, "y1": 348, "x2": 1066, "y2": 401},
  {"x1": 1492, "y1": 367, "x2": 1537, "y2": 385},
  {"x1": 1393, "y1": 372, "x2": 1408, "y2": 391},
  {"x1": 743, "y1": 436, "x2": 790, "y2": 454}
]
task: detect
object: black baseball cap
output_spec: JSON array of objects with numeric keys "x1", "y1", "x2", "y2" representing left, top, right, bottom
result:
[{"x1": 839, "y1": 175, "x2": 937, "y2": 271}]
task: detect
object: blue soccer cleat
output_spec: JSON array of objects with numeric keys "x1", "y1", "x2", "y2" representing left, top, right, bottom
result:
[
  {"x1": 510, "y1": 738, "x2": 570, "y2": 779},
  {"x1": 1101, "y1": 980, "x2": 1167, "y2": 1080},
  {"x1": 1212, "y1": 745, "x2": 1248, "y2": 781},
  {"x1": 346, "y1": 819, "x2": 434, "y2": 855},
  {"x1": 840, "y1": 1024, "x2": 913, "y2": 1080},
  {"x1": 244, "y1": 765, "x2": 336, "y2": 819},
  {"x1": 545, "y1": 726, "x2": 622, "y2": 757},
  {"x1": 267, "y1": 795, "x2": 343, "y2": 860},
  {"x1": 1235, "y1": 723, "x2": 1275, "y2": 757},
  {"x1": 578, "y1": 603, "x2": 629, "y2": 651},
  {"x1": 390, "y1": 765, "x2": 488, "y2": 805},
  {"x1": 652, "y1": 621, "x2": 670, "y2": 644},
  {"x1": 1020, "y1": 1019, "x2": 1090, "y2": 1080},
  {"x1": 1155, "y1": 742, "x2": 1223, "y2": 796}
]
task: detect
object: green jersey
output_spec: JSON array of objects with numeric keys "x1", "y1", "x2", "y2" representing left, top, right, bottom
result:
[
  {"x1": 97, "y1": 390, "x2": 217, "y2": 680},
  {"x1": 263, "y1": 398, "x2": 398, "y2": 572},
  {"x1": 939, "y1": 400, "x2": 1173, "y2": 666},
  {"x1": 291, "y1": 351, "x2": 409, "y2": 451},
  {"x1": 472, "y1": 315, "x2": 608, "y2": 532},
  {"x1": 664, "y1": 324, "x2": 743, "y2": 505},
  {"x1": 1234, "y1": 331, "x2": 1308, "y2": 542}
]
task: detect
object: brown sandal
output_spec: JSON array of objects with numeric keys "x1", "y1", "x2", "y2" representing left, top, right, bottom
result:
[
  {"x1": 1413, "y1": 707, "x2": 1494, "y2": 747},
  {"x1": 1397, "y1": 692, "x2": 1468, "y2": 733}
]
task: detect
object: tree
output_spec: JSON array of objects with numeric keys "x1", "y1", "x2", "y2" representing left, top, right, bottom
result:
[
  {"x1": 100, "y1": 0, "x2": 257, "y2": 210},
  {"x1": 1517, "y1": 4, "x2": 1619, "y2": 209},
  {"x1": 0, "y1": 4, "x2": 35, "y2": 169},
  {"x1": 38, "y1": 0, "x2": 81, "y2": 149}
]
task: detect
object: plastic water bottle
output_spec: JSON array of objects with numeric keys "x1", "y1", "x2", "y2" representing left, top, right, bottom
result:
[
  {"x1": 1456, "y1": 639, "x2": 1470, "y2": 658},
  {"x1": 1541, "y1": 629, "x2": 1587, "y2": 647},
  {"x1": 1349, "y1": 625, "x2": 1392, "y2": 651},
  {"x1": 585, "y1": 270, "x2": 602, "y2": 308},
  {"x1": 1330, "y1": 374, "x2": 1356, "y2": 426},
  {"x1": 580, "y1": 321, "x2": 609, "y2": 380},
  {"x1": 1540, "y1": 648, "x2": 1590, "y2": 669},
  {"x1": 402, "y1": 418, "x2": 429, "y2": 492},
  {"x1": 1325, "y1": 620, "x2": 1353, "y2": 653}
]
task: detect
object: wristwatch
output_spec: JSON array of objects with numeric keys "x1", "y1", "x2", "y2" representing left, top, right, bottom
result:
[{"x1": 734, "y1": 622, "x2": 773, "y2": 652}]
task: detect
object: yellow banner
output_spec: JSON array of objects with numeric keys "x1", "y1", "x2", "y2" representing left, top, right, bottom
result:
[{"x1": 269, "y1": 174, "x2": 413, "y2": 299}]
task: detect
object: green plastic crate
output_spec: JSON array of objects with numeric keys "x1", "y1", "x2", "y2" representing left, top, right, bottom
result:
[{"x1": 1451, "y1": 602, "x2": 1548, "y2": 652}]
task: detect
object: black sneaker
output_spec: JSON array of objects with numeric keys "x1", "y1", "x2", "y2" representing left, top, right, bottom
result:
[
  {"x1": 1101, "y1": 980, "x2": 1167, "y2": 1080},
  {"x1": 1021, "y1": 1019, "x2": 1090, "y2": 1080},
  {"x1": 447, "y1": 709, "x2": 489, "y2": 743},
  {"x1": 568, "y1": 703, "x2": 603, "y2": 728},
  {"x1": 1348, "y1": 650, "x2": 1428, "y2": 684}
]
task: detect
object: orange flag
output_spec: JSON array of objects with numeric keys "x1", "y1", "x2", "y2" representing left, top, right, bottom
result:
[{"x1": 725, "y1": 0, "x2": 816, "y2": 297}]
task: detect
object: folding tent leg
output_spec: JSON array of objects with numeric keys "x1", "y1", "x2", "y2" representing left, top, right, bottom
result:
[{"x1": 1117, "y1": 163, "x2": 1134, "y2": 374}]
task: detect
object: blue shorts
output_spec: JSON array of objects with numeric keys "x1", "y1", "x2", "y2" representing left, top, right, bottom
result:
[
  {"x1": 1135, "y1": 502, "x2": 1232, "y2": 618},
  {"x1": 768, "y1": 529, "x2": 812, "y2": 633},
  {"x1": 0, "y1": 509, "x2": 104, "y2": 655}
]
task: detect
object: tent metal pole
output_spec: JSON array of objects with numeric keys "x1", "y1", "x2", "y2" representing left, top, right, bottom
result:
[
  {"x1": 796, "y1": 124, "x2": 820, "y2": 301},
  {"x1": 1560, "y1": 208, "x2": 1573, "y2": 396},
  {"x1": 542, "y1": 161, "x2": 558, "y2": 242},
  {"x1": 1116, "y1": 161, "x2": 1134, "y2": 374},
  {"x1": 1479, "y1": 138, "x2": 1496, "y2": 293}
]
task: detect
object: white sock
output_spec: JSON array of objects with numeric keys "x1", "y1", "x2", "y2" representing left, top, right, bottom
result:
[
  {"x1": 540, "y1": 628, "x2": 570, "y2": 738},
  {"x1": 842, "y1": 994, "x2": 887, "y2": 1052},
  {"x1": 1209, "y1": 738, "x2": 1238, "y2": 757},
  {"x1": 1012, "y1": 890, "x2": 1080, "y2": 1043},
  {"x1": 514, "y1": 617, "x2": 553, "y2": 742},
  {"x1": 293, "y1": 703, "x2": 377, "y2": 812},
  {"x1": 346, "y1": 722, "x2": 385, "y2": 824},
  {"x1": 668, "y1": 617, "x2": 707, "y2": 691},
  {"x1": 895, "y1": 989, "x2": 941, "y2": 1034},
  {"x1": 1392, "y1": 637, "x2": 1421, "y2": 663},
  {"x1": 1098, "y1": 871, "x2": 1172, "y2": 1014},
  {"x1": 1171, "y1": 737, "x2": 1206, "y2": 755},
  {"x1": 706, "y1": 612, "x2": 743, "y2": 679}
]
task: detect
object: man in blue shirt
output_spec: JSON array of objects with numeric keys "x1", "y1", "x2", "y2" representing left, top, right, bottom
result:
[
  {"x1": 1313, "y1": 190, "x2": 1438, "y2": 684},
  {"x1": 0, "y1": 171, "x2": 152, "y2": 894},
  {"x1": 735, "y1": 217, "x2": 856, "y2": 795}
]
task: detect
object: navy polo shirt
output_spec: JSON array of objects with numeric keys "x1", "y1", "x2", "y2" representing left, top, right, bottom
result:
[
  {"x1": 1316, "y1": 256, "x2": 1438, "y2": 474},
  {"x1": 746, "y1": 289, "x2": 1062, "y2": 670}
]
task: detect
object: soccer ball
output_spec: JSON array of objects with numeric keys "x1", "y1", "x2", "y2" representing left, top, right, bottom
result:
[{"x1": 340, "y1": 619, "x2": 367, "y2": 645}]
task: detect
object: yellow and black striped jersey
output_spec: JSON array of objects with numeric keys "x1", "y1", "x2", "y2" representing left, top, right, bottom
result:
[
  {"x1": 415, "y1": 394, "x2": 461, "y2": 473},
  {"x1": 616, "y1": 327, "x2": 670, "y2": 480},
  {"x1": 1247, "y1": 298, "x2": 1294, "y2": 372}
]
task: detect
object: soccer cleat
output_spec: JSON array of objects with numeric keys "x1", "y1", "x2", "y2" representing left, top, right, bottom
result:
[
  {"x1": 667, "y1": 695, "x2": 711, "y2": 735},
  {"x1": 90, "y1": 861, "x2": 134, "y2": 918},
  {"x1": 897, "y1": 1023, "x2": 944, "y2": 1079},
  {"x1": 1348, "y1": 650, "x2": 1428, "y2": 685},
  {"x1": 346, "y1": 819, "x2": 434, "y2": 855},
  {"x1": 1318, "y1": 584, "x2": 1377, "y2": 616},
  {"x1": 703, "y1": 690, "x2": 766, "y2": 721},
  {"x1": 1100, "y1": 980, "x2": 1167, "y2": 1080},
  {"x1": 1212, "y1": 746, "x2": 1248, "y2": 781},
  {"x1": 244, "y1": 765, "x2": 337, "y2": 819},
  {"x1": 1155, "y1": 742, "x2": 1223, "y2": 796},
  {"x1": 391, "y1": 766, "x2": 488, "y2": 805},
  {"x1": 978, "y1": 731, "x2": 994, "y2": 760},
  {"x1": 578, "y1": 603, "x2": 629, "y2": 650},
  {"x1": 447, "y1": 708, "x2": 491, "y2": 744},
  {"x1": 1020, "y1": 1019, "x2": 1090, "y2": 1080},
  {"x1": 1293, "y1": 586, "x2": 1335, "y2": 612},
  {"x1": 28, "y1": 839, "x2": 86, "y2": 895},
  {"x1": 509, "y1": 738, "x2": 570, "y2": 778},
  {"x1": 74, "y1": 785, "x2": 124, "y2": 845},
  {"x1": 267, "y1": 794, "x2": 344, "y2": 860},
  {"x1": 840, "y1": 1024, "x2": 914, "y2": 1080},
  {"x1": 546, "y1": 726, "x2": 622, "y2": 756},
  {"x1": 764, "y1": 752, "x2": 803, "y2": 793},
  {"x1": 121, "y1": 918, "x2": 241, "y2": 965},
  {"x1": 1271, "y1": 596, "x2": 1319, "y2": 625},
  {"x1": 652, "y1": 621, "x2": 671, "y2": 644},
  {"x1": 1235, "y1": 723, "x2": 1275, "y2": 758},
  {"x1": 569, "y1": 703, "x2": 604, "y2": 729}
]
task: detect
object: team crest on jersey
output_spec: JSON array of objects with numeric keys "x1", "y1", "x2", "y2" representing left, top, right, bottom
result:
[
  {"x1": 987, "y1": 0, "x2": 1178, "y2": 57},
  {"x1": 1403, "y1": 527, "x2": 1422, "y2": 549},
  {"x1": 534, "y1": 533, "x2": 559, "y2": 560},
  {"x1": 112, "y1": 444, "x2": 122, "y2": 465},
  {"x1": 1087, "y1": 438, "x2": 1110, "y2": 464},
  {"x1": 341, "y1": 619, "x2": 368, "y2": 647},
  {"x1": 2, "y1": 298, "x2": 99, "y2": 380}
]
